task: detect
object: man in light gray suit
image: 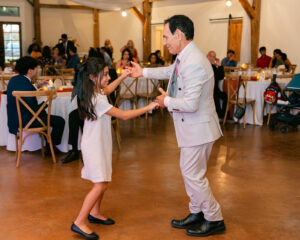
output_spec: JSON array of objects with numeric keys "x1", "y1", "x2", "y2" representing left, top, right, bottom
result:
[{"x1": 130, "y1": 15, "x2": 225, "y2": 237}]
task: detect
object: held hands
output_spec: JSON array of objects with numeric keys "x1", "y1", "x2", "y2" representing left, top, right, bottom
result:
[
  {"x1": 126, "y1": 61, "x2": 143, "y2": 78},
  {"x1": 155, "y1": 88, "x2": 168, "y2": 108},
  {"x1": 147, "y1": 102, "x2": 160, "y2": 111},
  {"x1": 120, "y1": 68, "x2": 132, "y2": 79}
]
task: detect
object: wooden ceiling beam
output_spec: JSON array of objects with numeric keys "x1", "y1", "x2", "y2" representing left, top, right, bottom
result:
[
  {"x1": 26, "y1": 0, "x2": 34, "y2": 7},
  {"x1": 238, "y1": 0, "x2": 255, "y2": 19},
  {"x1": 130, "y1": 7, "x2": 145, "y2": 24},
  {"x1": 40, "y1": 4, "x2": 93, "y2": 11}
]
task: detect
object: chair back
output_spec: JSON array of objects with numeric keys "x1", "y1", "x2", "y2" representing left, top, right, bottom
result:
[
  {"x1": 290, "y1": 64, "x2": 297, "y2": 74},
  {"x1": 225, "y1": 74, "x2": 248, "y2": 105},
  {"x1": 117, "y1": 77, "x2": 137, "y2": 103},
  {"x1": 12, "y1": 90, "x2": 56, "y2": 135},
  {"x1": 1, "y1": 75, "x2": 11, "y2": 91},
  {"x1": 136, "y1": 78, "x2": 162, "y2": 98},
  {"x1": 43, "y1": 64, "x2": 62, "y2": 76}
]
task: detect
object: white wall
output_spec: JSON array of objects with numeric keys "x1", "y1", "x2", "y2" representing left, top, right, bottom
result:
[
  {"x1": 0, "y1": 0, "x2": 34, "y2": 56},
  {"x1": 260, "y1": 0, "x2": 300, "y2": 73}
]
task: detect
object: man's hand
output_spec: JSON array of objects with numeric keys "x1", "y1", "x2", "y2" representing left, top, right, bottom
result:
[
  {"x1": 155, "y1": 88, "x2": 168, "y2": 108},
  {"x1": 128, "y1": 61, "x2": 143, "y2": 78},
  {"x1": 36, "y1": 78, "x2": 50, "y2": 89}
]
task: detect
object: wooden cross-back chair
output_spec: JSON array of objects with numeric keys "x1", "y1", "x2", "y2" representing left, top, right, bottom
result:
[
  {"x1": 136, "y1": 78, "x2": 163, "y2": 119},
  {"x1": 60, "y1": 68, "x2": 75, "y2": 85},
  {"x1": 43, "y1": 64, "x2": 63, "y2": 76},
  {"x1": 223, "y1": 75, "x2": 256, "y2": 128},
  {"x1": 262, "y1": 74, "x2": 294, "y2": 126},
  {"x1": 12, "y1": 90, "x2": 57, "y2": 167},
  {"x1": 108, "y1": 94, "x2": 121, "y2": 151},
  {"x1": 116, "y1": 77, "x2": 138, "y2": 110},
  {"x1": 1, "y1": 76, "x2": 11, "y2": 91}
]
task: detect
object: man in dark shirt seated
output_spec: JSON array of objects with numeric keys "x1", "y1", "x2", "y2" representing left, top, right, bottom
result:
[
  {"x1": 6, "y1": 56, "x2": 65, "y2": 153},
  {"x1": 256, "y1": 46, "x2": 272, "y2": 68},
  {"x1": 207, "y1": 51, "x2": 227, "y2": 119},
  {"x1": 221, "y1": 49, "x2": 238, "y2": 67},
  {"x1": 66, "y1": 45, "x2": 80, "y2": 69}
]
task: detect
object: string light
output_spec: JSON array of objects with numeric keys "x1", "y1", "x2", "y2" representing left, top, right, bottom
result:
[
  {"x1": 121, "y1": 10, "x2": 127, "y2": 17},
  {"x1": 226, "y1": 0, "x2": 232, "y2": 7}
]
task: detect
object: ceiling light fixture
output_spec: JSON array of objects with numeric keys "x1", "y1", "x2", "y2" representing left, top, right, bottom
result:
[
  {"x1": 121, "y1": 10, "x2": 127, "y2": 17},
  {"x1": 226, "y1": 0, "x2": 232, "y2": 7}
]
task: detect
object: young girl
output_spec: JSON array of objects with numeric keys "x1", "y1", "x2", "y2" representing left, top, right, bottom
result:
[{"x1": 71, "y1": 57, "x2": 158, "y2": 240}]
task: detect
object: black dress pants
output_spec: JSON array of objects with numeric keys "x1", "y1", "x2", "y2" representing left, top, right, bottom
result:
[
  {"x1": 214, "y1": 89, "x2": 228, "y2": 118},
  {"x1": 68, "y1": 109, "x2": 84, "y2": 151}
]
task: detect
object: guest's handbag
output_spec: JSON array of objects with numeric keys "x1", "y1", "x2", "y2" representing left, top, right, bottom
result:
[{"x1": 234, "y1": 76, "x2": 246, "y2": 120}]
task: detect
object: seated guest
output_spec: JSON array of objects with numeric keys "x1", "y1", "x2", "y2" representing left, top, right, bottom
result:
[
  {"x1": 256, "y1": 46, "x2": 272, "y2": 68},
  {"x1": 281, "y1": 53, "x2": 292, "y2": 72},
  {"x1": 6, "y1": 56, "x2": 65, "y2": 153},
  {"x1": 155, "y1": 50, "x2": 165, "y2": 66},
  {"x1": 52, "y1": 46, "x2": 66, "y2": 66},
  {"x1": 100, "y1": 47, "x2": 112, "y2": 68},
  {"x1": 58, "y1": 33, "x2": 75, "y2": 61},
  {"x1": 116, "y1": 48, "x2": 132, "y2": 69},
  {"x1": 270, "y1": 49, "x2": 284, "y2": 68},
  {"x1": 66, "y1": 45, "x2": 80, "y2": 69},
  {"x1": 30, "y1": 43, "x2": 42, "y2": 59},
  {"x1": 207, "y1": 51, "x2": 227, "y2": 119},
  {"x1": 104, "y1": 39, "x2": 113, "y2": 59},
  {"x1": 148, "y1": 52, "x2": 160, "y2": 67},
  {"x1": 27, "y1": 39, "x2": 41, "y2": 55},
  {"x1": 221, "y1": 49, "x2": 237, "y2": 67},
  {"x1": 120, "y1": 40, "x2": 139, "y2": 63},
  {"x1": 38, "y1": 46, "x2": 55, "y2": 68}
]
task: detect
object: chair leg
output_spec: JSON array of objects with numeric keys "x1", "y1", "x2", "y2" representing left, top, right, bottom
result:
[
  {"x1": 16, "y1": 136, "x2": 23, "y2": 168},
  {"x1": 262, "y1": 102, "x2": 266, "y2": 124},
  {"x1": 40, "y1": 134, "x2": 45, "y2": 158},
  {"x1": 15, "y1": 135, "x2": 18, "y2": 162},
  {"x1": 252, "y1": 102, "x2": 256, "y2": 125},
  {"x1": 243, "y1": 113, "x2": 246, "y2": 128},
  {"x1": 223, "y1": 104, "x2": 229, "y2": 126},
  {"x1": 47, "y1": 135, "x2": 56, "y2": 164},
  {"x1": 267, "y1": 104, "x2": 273, "y2": 126},
  {"x1": 145, "y1": 98, "x2": 149, "y2": 120},
  {"x1": 115, "y1": 121, "x2": 121, "y2": 151}
]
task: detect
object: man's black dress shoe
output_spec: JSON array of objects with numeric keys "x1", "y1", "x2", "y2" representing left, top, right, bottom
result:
[
  {"x1": 171, "y1": 212, "x2": 204, "y2": 229},
  {"x1": 71, "y1": 223, "x2": 99, "y2": 240},
  {"x1": 61, "y1": 151, "x2": 79, "y2": 164},
  {"x1": 88, "y1": 214, "x2": 115, "y2": 225},
  {"x1": 186, "y1": 219, "x2": 225, "y2": 237}
]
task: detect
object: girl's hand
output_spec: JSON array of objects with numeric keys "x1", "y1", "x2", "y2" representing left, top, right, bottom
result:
[
  {"x1": 121, "y1": 69, "x2": 131, "y2": 79},
  {"x1": 147, "y1": 102, "x2": 159, "y2": 111}
]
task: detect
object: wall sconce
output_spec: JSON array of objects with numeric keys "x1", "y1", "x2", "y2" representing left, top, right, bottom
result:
[
  {"x1": 121, "y1": 10, "x2": 127, "y2": 17},
  {"x1": 226, "y1": 0, "x2": 232, "y2": 7}
]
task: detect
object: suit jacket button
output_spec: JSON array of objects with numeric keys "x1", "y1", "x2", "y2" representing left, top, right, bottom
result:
[
  {"x1": 182, "y1": 118, "x2": 184, "y2": 122},
  {"x1": 178, "y1": 88, "x2": 182, "y2": 91}
]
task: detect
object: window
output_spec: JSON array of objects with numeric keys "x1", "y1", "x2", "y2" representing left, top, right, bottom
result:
[
  {"x1": 0, "y1": 6, "x2": 20, "y2": 17},
  {"x1": 0, "y1": 22, "x2": 22, "y2": 66}
]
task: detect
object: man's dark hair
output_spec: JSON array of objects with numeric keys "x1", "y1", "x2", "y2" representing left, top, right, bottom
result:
[
  {"x1": 15, "y1": 56, "x2": 38, "y2": 75},
  {"x1": 259, "y1": 46, "x2": 266, "y2": 52},
  {"x1": 164, "y1": 15, "x2": 194, "y2": 40},
  {"x1": 61, "y1": 33, "x2": 67, "y2": 40},
  {"x1": 69, "y1": 45, "x2": 77, "y2": 53},
  {"x1": 227, "y1": 49, "x2": 235, "y2": 54}
]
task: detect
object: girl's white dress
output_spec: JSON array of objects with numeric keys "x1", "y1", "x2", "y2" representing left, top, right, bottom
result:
[{"x1": 81, "y1": 93, "x2": 113, "y2": 183}]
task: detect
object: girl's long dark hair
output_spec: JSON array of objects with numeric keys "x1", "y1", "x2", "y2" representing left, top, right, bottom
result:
[{"x1": 77, "y1": 57, "x2": 107, "y2": 121}]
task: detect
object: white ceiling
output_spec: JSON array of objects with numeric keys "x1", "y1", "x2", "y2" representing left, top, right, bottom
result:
[{"x1": 70, "y1": 0, "x2": 222, "y2": 11}]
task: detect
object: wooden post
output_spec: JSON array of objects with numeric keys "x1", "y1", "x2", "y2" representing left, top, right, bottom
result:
[
  {"x1": 33, "y1": 0, "x2": 41, "y2": 44},
  {"x1": 238, "y1": 0, "x2": 261, "y2": 65},
  {"x1": 143, "y1": 0, "x2": 152, "y2": 62},
  {"x1": 251, "y1": 0, "x2": 261, "y2": 64},
  {"x1": 93, "y1": 9, "x2": 99, "y2": 48}
]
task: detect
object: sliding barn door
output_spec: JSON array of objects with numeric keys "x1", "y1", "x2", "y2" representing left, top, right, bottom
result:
[{"x1": 227, "y1": 19, "x2": 243, "y2": 62}]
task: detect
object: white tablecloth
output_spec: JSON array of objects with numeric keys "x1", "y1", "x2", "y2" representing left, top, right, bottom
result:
[
  {"x1": 236, "y1": 78, "x2": 291, "y2": 125},
  {"x1": 0, "y1": 92, "x2": 78, "y2": 152}
]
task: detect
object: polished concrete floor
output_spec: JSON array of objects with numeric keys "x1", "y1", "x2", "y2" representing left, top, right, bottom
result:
[{"x1": 0, "y1": 113, "x2": 299, "y2": 240}]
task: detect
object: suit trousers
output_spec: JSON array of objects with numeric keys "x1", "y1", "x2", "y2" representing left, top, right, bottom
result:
[
  {"x1": 68, "y1": 109, "x2": 84, "y2": 151},
  {"x1": 180, "y1": 142, "x2": 223, "y2": 221}
]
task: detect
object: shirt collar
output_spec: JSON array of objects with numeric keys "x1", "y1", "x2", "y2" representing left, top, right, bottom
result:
[
  {"x1": 24, "y1": 75, "x2": 31, "y2": 83},
  {"x1": 176, "y1": 41, "x2": 193, "y2": 62}
]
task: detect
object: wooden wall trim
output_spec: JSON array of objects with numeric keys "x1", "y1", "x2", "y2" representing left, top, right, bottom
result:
[{"x1": 40, "y1": 4, "x2": 93, "y2": 10}]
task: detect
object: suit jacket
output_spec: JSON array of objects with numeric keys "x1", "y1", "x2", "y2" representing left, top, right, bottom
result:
[
  {"x1": 144, "y1": 41, "x2": 222, "y2": 147},
  {"x1": 6, "y1": 75, "x2": 46, "y2": 135},
  {"x1": 58, "y1": 40, "x2": 74, "y2": 61}
]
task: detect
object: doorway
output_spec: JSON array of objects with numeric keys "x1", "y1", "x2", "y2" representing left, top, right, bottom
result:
[{"x1": 227, "y1": 19, "x2": 243, "y2": 62}]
